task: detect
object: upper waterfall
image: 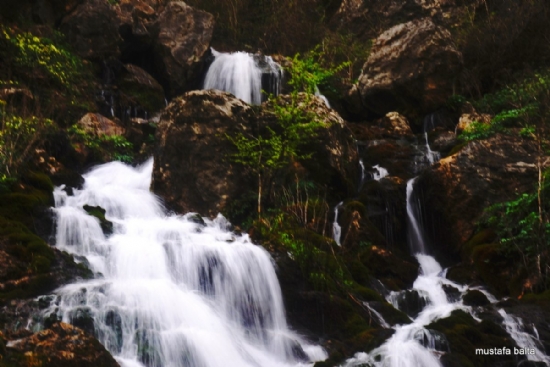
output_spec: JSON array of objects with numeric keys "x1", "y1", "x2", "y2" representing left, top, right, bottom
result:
[{"x1": 203, "y1": 49, "x2": 283, "y2": 105}]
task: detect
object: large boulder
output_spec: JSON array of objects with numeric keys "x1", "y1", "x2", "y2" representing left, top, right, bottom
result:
[
  {"x1": 60, "y1": 0, "x2": 122, "y2": 60},
  {"x1": 117, "y1": 63, "x2": 165, "y2": 114},
  {"x1": 417, "y1": 133, "x2": 540, "y2": 254},
  {"x1": 151, "y1": 90, "x2": 256, "y2": 217},
  {"x1": 151, "y1": 90, "x2": 357, "y2": 218},
  {"x1": 353, "y1": 18, "x2": 463, "y2": 122},
  {"x1": 152, "y1": 1, "x2": 214, "y2": 97},
  {"x1": 116, "y1": 0, "x2": 161, "y2": 39}
]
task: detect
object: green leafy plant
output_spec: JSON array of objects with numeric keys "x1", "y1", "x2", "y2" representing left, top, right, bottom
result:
[
  {"x1": 227, "y1": 51, "x2": 347, "y2": 216},
  {"x1": 68, "y1": 125, "x2": 134, "y2": 163},
  {"x1": 0, "y1": 100, "x2": 53, "y2": 181},
  {"x1": 1, "y1": 26, "x2": 85, "y2": 88}
]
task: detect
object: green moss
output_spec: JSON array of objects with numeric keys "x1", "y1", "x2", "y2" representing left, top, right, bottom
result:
[
  {"x1": 462, "y1": 290, "x2": 490, "y2": 307},
  {"x1": 83, "y1": 205, "x2": 113, "y2": 235},
  {"x1": 522, "y1": 289, "x2": 550, "y2": 302},
  {"x1": 447, "y1": 141, "x2": 467, "y2": 156},
  {"x1": 427, "y1": 310, "x2": 517, "y2": 366},
  {"x1": 0, "y1": 274, "x2": 56, "y2": 301},
  {"x1": 461, "y1": 228, "x2": 497, "y2": 259},
  {"x1": 31, "y1": 255, "x2": 52, "y2": 274},
  {"x1": 21, "y1": 171, "x2": 54, "y2": 193}
]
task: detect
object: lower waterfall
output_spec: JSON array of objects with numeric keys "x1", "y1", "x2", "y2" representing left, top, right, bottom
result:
[
  {"x1": 343, "y1": 176, "x2": 550, "y2": 367},
  {"x1": 48, "y1": 159, "x2": 325, "y2": 367}
]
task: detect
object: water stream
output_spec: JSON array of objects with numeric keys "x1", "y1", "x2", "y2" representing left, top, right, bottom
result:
[
  {"x1": 48, "y1": 159, "x2": 325, "y2": 367},
  {"x1": 343, "y1": 174, "x2": 550, "y2": 367},
  {"x1": 203, "y1": 49, "x2": 282, "y2": 105}
]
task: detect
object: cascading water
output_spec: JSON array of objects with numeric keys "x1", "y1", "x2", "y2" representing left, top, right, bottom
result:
[
  {"x1": 372, "y1": 165, "x2": 389, "y2": 181},
  {"x1": 332, "y1": 202, "x2": 344, "y2": 246},
  {"x1": 343, "y1": 175, "x2": 550, "y2": 367},
  {"x1": 47, "y1": 159, "x2": 326, "y2": 367},
  {"x1": 203, "y1": 49, "x2": 282, "y2": 105},
  {"x1": 406, "y1": 177, "x2": 427, "y2": 254}
]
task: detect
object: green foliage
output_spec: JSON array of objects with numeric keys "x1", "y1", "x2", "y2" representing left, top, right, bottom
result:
[
  {"x1": 227, "y1": 52, "x2": 345, "y2": 215},
  {"x1": 0, "y1": 25, "x2": 95, "y2": 122},
  {"x1": 458, "y1": 70, "x2": 550, "y2": 142},
  {"x1": 459, "y1": 120, "x2": 503, "y2": 142},
  {"x1": 1, "y1": 26, "x2": 85, "y2": 88},
  {"x1": 287, "y1": 47, "x2": 350, "y2": 95},
  {"x1": 0, "y1": 101, "x2": 54, "y2": 181},
  {"x1": 482, "y1": 171, "x2": 550, "y2": 290},
  {"x1": 68, "y1": 125, "x2": 134, "y2": 163}
]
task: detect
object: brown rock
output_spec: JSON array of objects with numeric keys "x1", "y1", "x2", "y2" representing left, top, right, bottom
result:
[
  {"x1": 418, "y1": 133, "x2": 540, "y2": 253},
  {"x1": 116, "y1": 0, "x2": 163, "y2": 45},
  {"x1": 77, "y1": 113, "x2": 125, "y2": 137},
  {"x1": 60, "y1": 0, "x2": 122, "y2": 60},
  {"x1": 152, "y1": 1, "x2": 214, "y2": 97},
  {"x1": 151, "y1": 90, "x2": 357, "y2": 218},
  {"x1": 456, "y1": 103, "x2": 492, "y2": 134},
  {"x1": 379, "y1": 112, "x2": 413, "y2": 136},
  {"x1": 151, "y1": 90, "x2": 256, "y2": 217},
  {"x1": 355, "y1": 18, "x2": 463, "y2": 122},
  {"x1": 6, "y1": 323, "x2": 119, "y2": 367},
  {"x1": 117, "y1": 64, "x2": 165, "y2": 113}
]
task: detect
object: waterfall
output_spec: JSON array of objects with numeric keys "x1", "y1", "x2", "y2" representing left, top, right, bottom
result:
[
  {"x1": 344, "y1": 174, "x2": 550, "y2": 367},
  {"x1": 314, "y1": 85, "x2": 330, "y2": 108},
  {"x1": 372, "y1": 165, "x2": 389, "y2": 181},
  {"x1": 48, "y1": 159, "x2": 325, "y2": 367},
  {"x1": 203, "y1": 49, "x2": 282, "y2": 105},
  {"x1": 423, "y1": 132, "x2": 440, "y2": 165},
  {"x1": 406, "y1": 177, "x2": 427, "y2": 254},
  {"x1": 332, "y1": 202, "x2": 343, "y2": 246}
]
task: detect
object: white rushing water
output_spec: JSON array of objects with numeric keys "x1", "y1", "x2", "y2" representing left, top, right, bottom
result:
[
  {"x1": 203, "y1": 49, "x2": 282, "y2": 105},
  {"x1": 406, "y1": 177, "x2": 426, "y2": 254},
  {"x1": 332, "y1": 201, "x2": 344, "y2": 246},
  {"x1": 343, "y1": 174, "x2": 550, "y2": 367},
  {"x1": 48, "y1": 159, "x2": 325, "y2": 367},
  {"x1": 372, "y1": 165, "x2": 389, "y2": 181}
]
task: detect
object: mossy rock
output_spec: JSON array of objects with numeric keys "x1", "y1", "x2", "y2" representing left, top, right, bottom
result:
[
  {"x1": 83, "y1": 205, "x2": 113, "y2": 235},
  {"x1": 359, "y1": 245, "x2": 418, "y2": 290},
  {"x1": 447, "y1": 141, "x2": 467, "y2": 156},
  {"x1": 446, "y1": 264, "x2": 475, "y2": 285},
  {"x1": 461, "y1": 228, "x2": 497, "y2": 259},
  {"x1": 0, "y1": 274, "x2": 57, "y2": 302},
  {"x1": 21, "y1": 171, "x2": 54, "y2": 193},
  {"x1": 462, "y1": 290, "x2": 490, "y2": 307},
  {"x1": 427, "y1": 310, "x2": 518, "y2": 366},
  {"x1": 522, "y1": 290, "x2": 550, "y2": 303},
  {"x1": 471, "y1": 243, "x2": 521, "y2": 296},
  {"x1": 50, "y1": 168, "x2": 84, "y2": 190}
]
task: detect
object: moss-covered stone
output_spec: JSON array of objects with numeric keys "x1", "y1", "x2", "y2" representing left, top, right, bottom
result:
[
  {"x1": 427, "y1": 310, "x2": 518, "y2": 367},
  {"x1": 462, "y1": 290, "x2": 490, "y2": 307},
  {"x1": 83, "y1": 205, "x2": 113, "y2": 235},
  {"x1": 461, "y1": 228, "x2": 497, "y2": 259}
]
